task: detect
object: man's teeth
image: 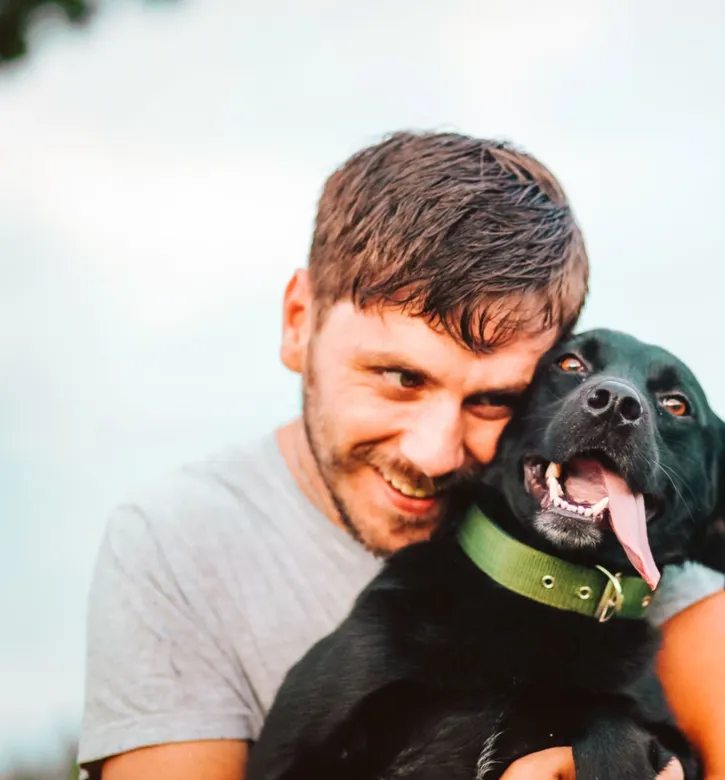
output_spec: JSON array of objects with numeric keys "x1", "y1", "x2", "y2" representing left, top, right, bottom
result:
[
  {"x1": 381, "y1": 471, "x2": 436, "y2": 499},
  {"x1": 545, "y1": 462, "x2": 609, "y2": 519}
]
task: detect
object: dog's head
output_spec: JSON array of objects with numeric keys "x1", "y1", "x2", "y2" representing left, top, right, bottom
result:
[{"x1": 482, "y1": 328, "x2": 725, "y2": 590}]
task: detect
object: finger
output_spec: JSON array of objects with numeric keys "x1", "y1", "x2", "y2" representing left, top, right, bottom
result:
[
  {"x1": 656, "y1": 757, "x2": 685, "y2": 780},
  {"x1": 499, "y1": 746, "x2": 575, "y2": 780}
]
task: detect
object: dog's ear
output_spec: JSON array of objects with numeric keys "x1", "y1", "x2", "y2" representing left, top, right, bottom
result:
[
  {"x1": 695, "y1": 516, "x2": 725, "y2": 573},
  {"x1": 691, "y1": 417, "x2": 725, "y2": 574}
]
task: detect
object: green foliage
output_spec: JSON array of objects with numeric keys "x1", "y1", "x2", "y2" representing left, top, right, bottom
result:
[
  {"x1": 0, "y1": 0, "x2": 95, "y2": 64},
  {"x1": 0, "y1": 0, "x2": 178, "y2": 65}
]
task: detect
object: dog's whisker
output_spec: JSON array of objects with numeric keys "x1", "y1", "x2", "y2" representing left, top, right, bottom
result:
[{"x1": 646, "y1": 458, "x2": 696, "y2": 526}]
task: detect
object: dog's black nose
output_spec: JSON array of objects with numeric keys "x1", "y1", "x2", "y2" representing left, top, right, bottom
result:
[{"x1": 585, "y1": 379, "x2": 643, "y2": 424}]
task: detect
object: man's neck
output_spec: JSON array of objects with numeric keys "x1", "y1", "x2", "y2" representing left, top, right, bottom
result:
[{"x1": 276, "y1": 418, "x2": 348, "y2": 532}]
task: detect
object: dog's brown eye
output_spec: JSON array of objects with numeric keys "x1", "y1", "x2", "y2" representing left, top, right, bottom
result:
[
  {"x1": 558, "y1": 355, "x2": 586, "y2": 373},
  {"x1": 660, "y1": 394, "x2": 691, "y2": 418}
]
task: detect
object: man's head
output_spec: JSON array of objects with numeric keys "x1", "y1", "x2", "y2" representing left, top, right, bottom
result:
[{"x1": 280, "y1": 131, "x2": 589, "y2": 555}]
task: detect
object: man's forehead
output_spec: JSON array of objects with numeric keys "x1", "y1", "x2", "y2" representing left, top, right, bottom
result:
[
  {"x1": 333, "y1": 301, "x2": 558, "y2": 345},
  {"x1": 464, "y1": 327, "x2": 560, "y2": 385}
]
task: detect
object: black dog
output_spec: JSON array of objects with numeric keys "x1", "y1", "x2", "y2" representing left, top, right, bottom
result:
[{"x1": 247, "y1": 329, "x2": 725, "y2": 780}]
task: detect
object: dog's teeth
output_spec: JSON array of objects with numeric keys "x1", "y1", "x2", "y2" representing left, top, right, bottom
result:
[
  {"x1": 545, "y1": 462, "x2": 561, "y2": 480},
  {"x1": 590, "y1": 497, "x2": 609, "y2": 516},
  {"x1": 548, "y1": 478, "x2": 562, "y2": 500},
  {"x1": 554, "y1": 498, "x2": 597, "y2": 518}
]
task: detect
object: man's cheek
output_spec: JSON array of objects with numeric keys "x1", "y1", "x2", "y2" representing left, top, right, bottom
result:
[
  {"x1": 467, "y1": 420, "x2": 510, "y2": 465},
  {"x1": 342, "y1": 392, "x2": 410, "y2": 435}
]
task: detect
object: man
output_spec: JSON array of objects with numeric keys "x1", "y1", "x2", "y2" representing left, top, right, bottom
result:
[{"x1": 78, "y1": 132, "x2": 725, "y2": 780}]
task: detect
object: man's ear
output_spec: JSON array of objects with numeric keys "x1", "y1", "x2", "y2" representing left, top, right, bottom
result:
[
  {"x1": 691, "y1": 417, "x2": 725, "y2": 574},
  {"x1": 280, "y1": 269, "x2": 313, "y2": 375}
]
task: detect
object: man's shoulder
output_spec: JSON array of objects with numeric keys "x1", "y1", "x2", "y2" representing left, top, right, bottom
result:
[
  {"x1": 649, "y1": 560, "x2": 725, "y2": 626},
  {"x1": 104, "y1": 431, "x2": 295, "y2": 557}
]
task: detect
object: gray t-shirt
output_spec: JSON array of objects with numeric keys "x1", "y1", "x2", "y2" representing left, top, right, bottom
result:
[{"x1": 78, "y1": 432, "x2": 725, "y2": 776}]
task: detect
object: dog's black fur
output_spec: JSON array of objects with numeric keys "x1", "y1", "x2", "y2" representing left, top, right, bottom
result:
[{"x1": 247, "y1": 330, "x2": 725, "y2": 780}]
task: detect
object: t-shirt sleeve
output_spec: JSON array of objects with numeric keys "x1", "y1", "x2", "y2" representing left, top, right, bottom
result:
[
  {"x1": 78, "y1": 502, "x2": 261, "y2": 776},
  {"x1": 648, "y1": 560, "x2": 725, "y2": 626}
]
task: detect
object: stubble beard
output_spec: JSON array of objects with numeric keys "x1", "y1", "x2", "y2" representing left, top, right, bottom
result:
[{"x1": 300, "y1": 367, "x2": 478, "y2": 557}]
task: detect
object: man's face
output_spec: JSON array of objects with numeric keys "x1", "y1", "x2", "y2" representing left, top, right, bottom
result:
[{"x1": 281, "y1": 271, "x2": 560, "y2": 555}]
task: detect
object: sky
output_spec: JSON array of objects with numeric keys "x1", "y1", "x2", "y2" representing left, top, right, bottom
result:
[{"x1": 1, "y1": 0, "x2": 724, "y2": 766}]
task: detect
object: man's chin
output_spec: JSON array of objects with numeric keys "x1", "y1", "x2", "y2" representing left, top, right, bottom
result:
[
  {"x1": 354, "y1": 508, "x2": 446, "y2": 557},
  {"x1": 389, "y1": 521, "x2": 440, "y2": 551},
  {"x1": 331, "y1": 470, "x2": 456, "y2": 554}
]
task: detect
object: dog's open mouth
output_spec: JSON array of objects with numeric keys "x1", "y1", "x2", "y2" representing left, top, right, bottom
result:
[{"x1": 524, "y1": 456, "x2": 661, "y2": 590}]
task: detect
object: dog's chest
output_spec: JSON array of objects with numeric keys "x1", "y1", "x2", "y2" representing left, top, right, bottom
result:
[{"x1": 421, "y1": 577, "x2": 655, "y2": 696}]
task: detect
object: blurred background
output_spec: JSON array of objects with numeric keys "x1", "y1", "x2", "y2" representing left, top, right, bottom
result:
[{"x1": 1, "y1": 0, "x2": 724, "y2": 775}]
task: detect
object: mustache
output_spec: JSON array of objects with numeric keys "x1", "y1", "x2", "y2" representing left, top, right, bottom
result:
[{"x1": 338, "y1": 444, "x2": 485, "y2": 494}]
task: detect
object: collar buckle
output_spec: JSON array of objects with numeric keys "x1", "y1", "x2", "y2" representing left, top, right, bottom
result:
[{"x1": 594, "y1": 565, "x2": 624, "y2": 622}]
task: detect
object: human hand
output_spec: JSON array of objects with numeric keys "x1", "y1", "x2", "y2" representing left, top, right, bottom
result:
[{"x1": 498, "y1": 745, "x2": 685, "y2": 780}]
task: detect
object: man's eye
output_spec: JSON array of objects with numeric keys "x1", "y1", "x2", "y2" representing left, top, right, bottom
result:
[
  {"x1": 381, "y1": 369, "x2": 424, "y2": 390},
  {"x1": 467, "y1": 394, "x2": 518, "y2": 420},
  {"x1": 473, "y1": 394, "x2": 511, "y2": 407}
]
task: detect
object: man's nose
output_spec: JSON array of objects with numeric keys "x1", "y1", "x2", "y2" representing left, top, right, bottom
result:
[{"x1": 398, "y1": 404, "x2": 466, "y2": 478}]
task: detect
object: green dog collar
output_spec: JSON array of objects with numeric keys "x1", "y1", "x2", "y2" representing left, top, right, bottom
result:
[{"x1": 457, "y1": 505, "x2": 656, "y2": 622}]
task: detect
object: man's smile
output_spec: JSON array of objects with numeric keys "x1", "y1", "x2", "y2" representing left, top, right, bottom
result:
[
  {"x1": 377, "y1": 467, "x2": 439, "y2": 499},
  {"x1": 374, "y1": 467, "x2": 441, "y2": 517}
]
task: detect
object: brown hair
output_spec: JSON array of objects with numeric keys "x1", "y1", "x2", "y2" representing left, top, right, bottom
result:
[{"x1": 308, "y1": 131, "x2": 589, "y2": 351}]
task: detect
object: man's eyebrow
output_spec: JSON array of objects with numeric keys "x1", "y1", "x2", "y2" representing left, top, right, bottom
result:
[
  {"x1": 471, "y1": 382, "x2": 529, "y2": 397},
  {"x1": 465, "y1": 383, "x2": 530, "y2": 405}
]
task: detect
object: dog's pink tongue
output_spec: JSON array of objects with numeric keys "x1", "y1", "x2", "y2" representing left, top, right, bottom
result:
[{"x1": 601, "y1": 470, "x2": 660, "y2": 590}]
